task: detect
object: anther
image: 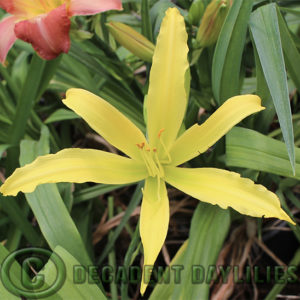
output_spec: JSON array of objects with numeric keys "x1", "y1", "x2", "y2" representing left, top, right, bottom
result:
[
  {"x1": 158, "y1": 128, "x2": 165, "y2": 138},
  {"x1": 136, "y1": 142, "x2": 145, "y2": 149}
]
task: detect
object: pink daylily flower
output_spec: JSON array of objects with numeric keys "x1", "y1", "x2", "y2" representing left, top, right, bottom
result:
[{"x1": 0, "y1": 0, "x2": 122, "y2": 63}]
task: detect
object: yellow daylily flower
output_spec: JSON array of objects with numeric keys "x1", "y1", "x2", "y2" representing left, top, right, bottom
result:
[{"x1": 0, "y1": 7, "x2": 295, "y2": 296}]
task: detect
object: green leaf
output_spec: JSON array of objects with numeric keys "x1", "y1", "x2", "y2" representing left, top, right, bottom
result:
[
  {"x1": 150, "y1": 0, "x2": 178, "y2": 38},
  {"x1": 11, "y1": 52, "x2": 30, "y2": 88},
  {"x1": 97, "y1": 183, "x2": 143, "y2": 265},
  {"x1": 121, "y1": 223, "x2": 141, "y2": 300},
  {"x1": 55, "y1": 51, "x2": 145, "y2": 132},
  {"x1": 19, "y1": 126, "x2": 92, "y2": 266},
  {"x1": 74, "y1": 183, "x2": 126, "y2": 204},
  {"x1": 0, "y1": 244, "x2": 23, "y2": 300},
  {"x1": 264, "y1": 248, "x2": 300, "y2": 300},
  {"x1": 252, "y1": 39, "x2": 275, "y2": 134},
  {"x1": 250, "y1": 3, "x2": 295, "y2": 173},
  {"x1": 276, "y1": 6, "x2": 300, "y2": 91},
  {"x1": 0, "y1": 63, "x2": 20, "y2": 101},
  {"x1": 35, "y1": 56, "x2": 62, "y2": 102},
  {"x1": 0, "y1": 144, "x2": 10, "y2": 159},
  {"x1": 226, "y1": 127, "x2": 300, "y2": 179},
  {"x1": 150, "y1": 203, "x2": 230, "y2": 300},
  {"x1": 44, "y1": 109, "x2": 80, "y2": 124},
  {"x1": 0, "y1": 194, "x2": 40, "y2": 246},
  {"x1": 8, "y1": 54, "x2": 45, "y2": 146},
  {"x1": 35, "y1": 246, "x2": 107, "y2": 300},
  {"x1": 6, "y1": 53, "x2": 61, "y2": 177},
  {"x1": 171, "y1": 203, "x2": 230, "y2": 300},
  {"x1": 212, "y1": 0, "x2": 253, "y2": 104},
  {"x1": 149, "y1": 240, "x2": 188, "y2": 300},
  {"x1": 142, "y1": 0, "x2": 154, "y2": 42}
]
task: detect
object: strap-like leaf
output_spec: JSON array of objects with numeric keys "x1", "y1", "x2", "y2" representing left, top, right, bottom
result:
[
  {"x1": 226, "y1": 127, "x2": 300, "y2": 179},
  {"x1": 250, "y1": 3, "x2": 295, "y2": 173},
  {"x1": 212, "y1": 0, "x2": 253, "y2": 104}
]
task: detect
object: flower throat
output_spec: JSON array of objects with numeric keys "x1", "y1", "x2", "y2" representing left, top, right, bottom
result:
[{"x1": 136, "y1": 129, "x2": 171, "y2": 178}]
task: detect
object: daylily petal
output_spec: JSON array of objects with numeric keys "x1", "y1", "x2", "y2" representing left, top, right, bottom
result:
[
  {"x1": 140, "y1": 177, "x2": 169, "y2": 295},
  {"x1": 69, "y1": 0, "x2": 122, "y2": 16},
  {"x1": 14, "y1": 4, "x2": 70, "y2": 60},
  {"x1": 0, "y1": 0, "x2": 14, "y2": 13},
  {"x1": 0, "y1": 16, "x2": 17, "y2": 63},
  {"x1": 0, "y1": 148, "x2": 147, "y2": 196},
  {"x1": 170, "y1": 95, "x2": 264, "y2": 166},
  {"x1": 165, "y1": 166, "x2": 295, "y2": 224},
  {"x1": 1, "y1": 0, "x2": 64, "y2": 18},
  {"x1": 146, "y1": 8, "x2": 189, "y2": 152},
  {"x1": 63, "y1": 89, "x2": 147, "y2": 161}
]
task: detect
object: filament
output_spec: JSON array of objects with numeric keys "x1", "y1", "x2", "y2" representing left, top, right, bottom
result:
[{"x1": 154, "y1": 151, "x2": 165, "y2": 177}]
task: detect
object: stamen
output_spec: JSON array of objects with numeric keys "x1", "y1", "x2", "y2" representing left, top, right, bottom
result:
[
  {"x1": 137, "y1": 142, "x2": 155, "y2": 176},
  {"x1": 141, "y1": 150, "x2": 155, "y2": 177},
  {"x1": 154, "y1": 152, "x2": 165, "y2": 177},
  {"x1": 158, "y1": 129, "x2": 165, "y2": 138},
  {"x1": 136, "y1": 142, "x2": 145, "y2": 149},
  {"x1": 136, "y1": 142, "x2": 164, "y2": 178}
]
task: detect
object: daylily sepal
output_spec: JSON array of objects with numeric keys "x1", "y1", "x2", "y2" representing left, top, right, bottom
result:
[{"x1": 0, "y1": 148, "x2": 147, "y2": 196}]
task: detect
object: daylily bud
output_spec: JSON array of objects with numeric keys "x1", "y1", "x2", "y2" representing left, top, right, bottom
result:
[
  {"x1": 107, "y1": 22, "x2": 155, "y2": 62},
  {"x1": 188, "y1": 0, "x2": 205, "y2": 26},
  {"x1": 70, "y1": 29, "x2": 93, "y2": 42},
  {"x1": 196, "y1": 0, "x2": 232, "y2": 47}
]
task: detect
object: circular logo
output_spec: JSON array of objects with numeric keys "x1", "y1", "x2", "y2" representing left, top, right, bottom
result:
[{"x1": 1, "y1": 248, "x2": 66, "y2": 299}]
